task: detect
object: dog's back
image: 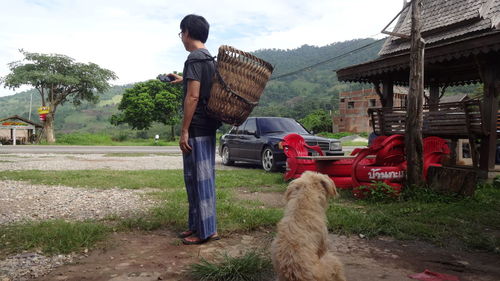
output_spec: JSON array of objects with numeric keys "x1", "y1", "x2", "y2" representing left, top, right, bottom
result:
[{"x1": 271, "y1": 172, "x2": 346, "y2": 281}]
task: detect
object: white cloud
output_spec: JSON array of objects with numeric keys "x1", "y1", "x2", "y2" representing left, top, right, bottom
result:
[{"x1": 0, "y1": 0, "x2": 404, "y2": 97}]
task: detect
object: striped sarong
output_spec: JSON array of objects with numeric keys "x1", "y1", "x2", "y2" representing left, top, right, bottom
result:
[{"x1": 182, "y1": 135, "x2": 217, "y2": 240}]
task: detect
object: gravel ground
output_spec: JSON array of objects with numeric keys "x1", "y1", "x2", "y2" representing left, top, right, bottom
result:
[
  {"x1": 0, "y1": 152, "x2": 226, "y2": 281},
  {"x1": 0, "y1": 152, "x2": 247, "y2": 280},
  {"x1": 0, "y1": 179, "x2": 159, "y2": 281},
  {"x1": 0, "y1": 180, "x2": 157, "y2": 225},
  {"x1": 0, "y1": 153, "x2": 237, "y2": 171},
  {"x1": 0, "y1": 253, "x2": 78, "y2": 281}
]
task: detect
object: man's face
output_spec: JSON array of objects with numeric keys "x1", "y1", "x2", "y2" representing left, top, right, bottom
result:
[{"x1": 179, "y1": 30, "x2": 189, "y2": 51}]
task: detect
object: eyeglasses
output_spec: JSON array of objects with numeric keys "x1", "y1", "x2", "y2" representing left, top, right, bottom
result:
[{"x1": 178, "y1": 31, "x2": 183, "y2": 38}]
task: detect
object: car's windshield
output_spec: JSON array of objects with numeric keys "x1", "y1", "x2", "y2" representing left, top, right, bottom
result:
[{"x1": 259, "y1": 118, "x2": 309, "y2": 134}]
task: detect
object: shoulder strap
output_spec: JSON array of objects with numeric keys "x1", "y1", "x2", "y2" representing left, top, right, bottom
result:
[{"x1": 185, "y1": 56, "x2": 216, "y2": 65}]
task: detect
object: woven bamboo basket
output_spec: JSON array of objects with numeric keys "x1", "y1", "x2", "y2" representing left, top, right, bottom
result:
[{"x1": 207, "y1": 45, "x2": 274, "y2": 126}]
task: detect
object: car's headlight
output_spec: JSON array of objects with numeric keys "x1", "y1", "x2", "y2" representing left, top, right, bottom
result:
[{"x1": 329, "y1": 141, "x2": 342, "y2": 151}]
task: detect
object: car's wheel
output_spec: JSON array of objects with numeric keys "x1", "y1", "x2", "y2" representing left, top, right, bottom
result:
[
  {"x1": 221, "y1": 145, "x2": 234, "y2": 166},
  {"x1": 261, "y1": 147, "x2": 278, "y2": 172}
]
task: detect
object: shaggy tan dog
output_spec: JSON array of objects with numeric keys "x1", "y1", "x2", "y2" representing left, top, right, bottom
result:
[{"x1": 271, "y1": 171, "x2": 346, "y2": 281}]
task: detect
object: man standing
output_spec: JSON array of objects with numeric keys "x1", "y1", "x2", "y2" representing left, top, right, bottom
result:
[{"x1": 169, "y1": 14, "x2": 221, "y2": 244}]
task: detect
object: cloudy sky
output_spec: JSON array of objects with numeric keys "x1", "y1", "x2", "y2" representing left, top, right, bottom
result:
[{"x1": 0, "y1": 0, "x2": 405, "y2": 97}]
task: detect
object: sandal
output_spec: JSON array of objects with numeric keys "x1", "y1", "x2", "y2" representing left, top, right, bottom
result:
[
  {"x1": 178, "y1": 230, "x2": 196, "y2": 238},
  {"x1": 182, "y1": 234, "x2": 220, "y2": 245}
]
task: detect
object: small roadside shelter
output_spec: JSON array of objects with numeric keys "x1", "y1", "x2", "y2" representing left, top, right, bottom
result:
[
  {"x1": 0, "y1": 115, "x2": 42, "y2": 145},
  {"x1": 336, "y1": 0, "x2": 500, "y2": 179}
]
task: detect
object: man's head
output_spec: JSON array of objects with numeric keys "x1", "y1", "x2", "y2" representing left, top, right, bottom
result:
[{"x1": 180, "y1": 14, "x2": 209, "y2": 43}]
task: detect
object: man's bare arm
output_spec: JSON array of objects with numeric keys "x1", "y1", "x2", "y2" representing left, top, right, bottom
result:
[{"x1": 179, "y1": 79, "x2": 201, "y2": 153}]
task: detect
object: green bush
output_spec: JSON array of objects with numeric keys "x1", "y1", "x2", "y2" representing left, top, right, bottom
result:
[
  {"x1": 353, "y1": 181, "x2": 400, "y2": 202},
  {"x1": 300, "y1": 110, "x2": 332, "y2": 133},
  {"x1": 493, "y1": 176, "x2": 500, "y2": 189},
  {"x1": 111, "y1": 132, "x2": 129, "y2": 142}
]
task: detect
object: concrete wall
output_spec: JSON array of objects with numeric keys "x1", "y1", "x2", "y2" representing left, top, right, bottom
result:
[{"x1": 333, "y1": 88, "x2": 407, "y2": 133}]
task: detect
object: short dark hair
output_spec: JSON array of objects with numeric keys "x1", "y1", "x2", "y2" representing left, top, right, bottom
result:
[{"x1": 180, "y1": 14, "x2": 209, "y2": 43}]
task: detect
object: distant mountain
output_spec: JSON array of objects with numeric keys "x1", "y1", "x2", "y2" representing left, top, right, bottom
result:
[
  {"x1": 250, "y1": 38, "x2": 383, "y2": 119},
  {"x1": 6, "y1": 37, "x2": 470, "y2": 137}
]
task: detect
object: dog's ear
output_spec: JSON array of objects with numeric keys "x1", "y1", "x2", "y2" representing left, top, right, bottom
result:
[
  {"x1": 319, "y1": 175, "x2": 338, "y2": 198},
  {"x1": 284, "y1": 180, "x2": 301, "y2": 201}
]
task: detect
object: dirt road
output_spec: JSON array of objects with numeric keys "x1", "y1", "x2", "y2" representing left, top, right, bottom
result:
[{"x1": 36, "y1": 230, "x2": 500, "y2": 281}]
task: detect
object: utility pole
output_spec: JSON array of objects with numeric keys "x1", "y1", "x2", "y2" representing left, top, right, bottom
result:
[{"x1": 405, "y1": 0, "x2": 425, "y2": 187}]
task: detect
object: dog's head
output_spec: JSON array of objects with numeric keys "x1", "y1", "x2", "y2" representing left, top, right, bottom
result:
[{"x1": 284, "y1": 171, "x2": 338, "y2": 203}]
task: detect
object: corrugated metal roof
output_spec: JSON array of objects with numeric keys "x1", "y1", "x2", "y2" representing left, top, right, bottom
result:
[
  {"x1": 380, "y1": 0, "x2": 500, "y2": 56},
  {"x1": 0, "y1": 115, "x2": 43, "y2": 127},
  {"x1": 439, "y1": 93, "x2": 469, "y2": 103}
]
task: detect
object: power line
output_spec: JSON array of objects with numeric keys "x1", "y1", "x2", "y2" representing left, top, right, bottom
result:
[{"x1": 269, "y1": 37, "x2": 386, "y2": 81}]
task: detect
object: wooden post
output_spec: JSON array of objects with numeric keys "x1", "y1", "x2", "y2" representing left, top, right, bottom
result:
[
  {"x1": 383, "y1": 80, "x2": 394, "y2": 108},
  {"x1": 405, "y1": 0, "x2": 425, "y2": 187},
  {"x1": 449, "y1": 140, "x2": 457, "y2": 165},
  {"x1": 479, "y1": 61, "x2": 500, "y2": 175},
  {"x1": 373, "y1": 80, "x2": 394, "y2": 108},
  {"x1": 429, "y1": 83, "x2": 440, "y2": 111}
]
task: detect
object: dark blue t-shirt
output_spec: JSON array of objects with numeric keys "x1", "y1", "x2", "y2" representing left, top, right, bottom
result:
[{"x1": 182, "y1": 48, "x2": 221, "y2": 137}]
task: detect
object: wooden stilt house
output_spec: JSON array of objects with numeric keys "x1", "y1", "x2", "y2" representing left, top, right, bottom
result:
[{"x1": 337, "y1": 0, "x2": 500, "y2": 179}]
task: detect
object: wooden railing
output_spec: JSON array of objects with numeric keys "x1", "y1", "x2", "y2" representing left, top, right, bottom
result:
[{"x1": 368, "y1": 100, "x2": 494, "y2": 138}]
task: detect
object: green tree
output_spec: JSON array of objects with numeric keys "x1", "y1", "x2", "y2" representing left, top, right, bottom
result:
[
  {"x1": 300, "y1": 109, "x2": 332, "y2": 133},
  {"x1": 0, "y1": 50, "x2": 117, "y2": 143},
  {"x1": 110, "y1": 79, "x2": 182, "y2": 140}
]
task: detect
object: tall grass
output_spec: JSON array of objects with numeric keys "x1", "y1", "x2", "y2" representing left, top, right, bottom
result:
[{"x1": 189, "y1": 250, "x2": 274, "y2": 281}]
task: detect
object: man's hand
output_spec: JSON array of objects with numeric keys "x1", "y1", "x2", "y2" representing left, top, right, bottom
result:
[
  {"x1": 179, "y1": 130, "x2": 192, "y2": 153},
  {"x1": 168, "y1": 73, "x2": 183, "y2": 84}
]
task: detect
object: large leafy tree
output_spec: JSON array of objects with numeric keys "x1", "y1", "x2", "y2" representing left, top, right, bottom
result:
[
  {"x1": 110, "y1": 79, "x2": 182, "y2": 140},
  {"x1": 300, "y1": 109, "x2": 332, "y2": 133},
  {"x1": 0, "y1": 50, "x2": 117, "y2": 143}
]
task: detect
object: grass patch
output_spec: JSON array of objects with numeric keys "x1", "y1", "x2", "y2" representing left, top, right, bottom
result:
[
  {"x1": 189, "y1": 250, "x2": 274, "y2": 281},
  {"x1": 2, "y1": 169, "x2": 499, "y2": 253},
  {"x1": 118, "y1": 186, "x2": 283, "y2": 233},
  {"x1": 0, "y1": 220, "x2": 110, "y2": 258},
  {"x1": 103, "y1": 152, "x2": 182, "y2": 157},
  {"x1": 0, "y1": 169, "x2": 285, "y2": 234},
  {"x1": 39, "y1": 132, "x2": 178, "y2": 146},
  {"x1": 0, "y1": 169, "x2": 285, "y2": 190},
  {"x1": 318, "y1": 131, "x2": 369, "y2": 139},
  {"x1": 341, "y1": 141, "x2": 368, "y2": 146},
  {"x1": 328, "y1": 185, "x2": 500, "y2": 252}
]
